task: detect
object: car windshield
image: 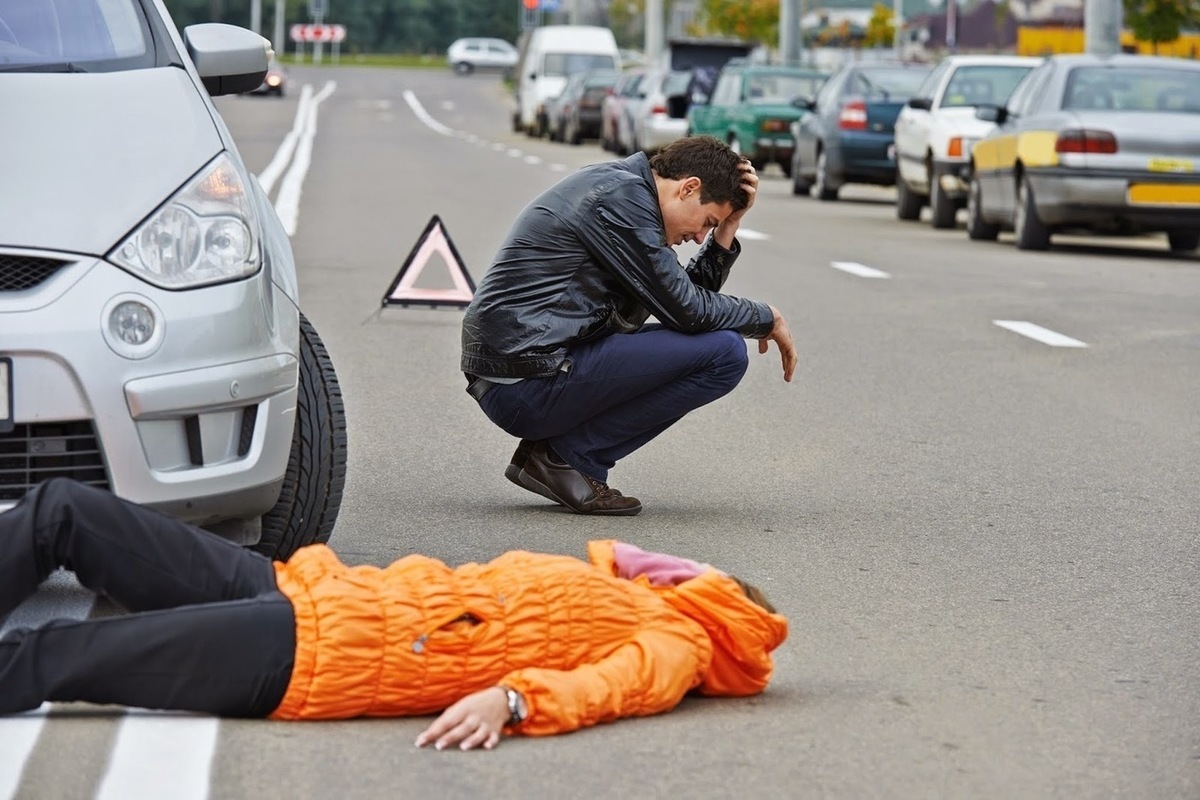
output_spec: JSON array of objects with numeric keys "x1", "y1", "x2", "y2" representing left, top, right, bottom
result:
[
  {"x1": 940, "y1": 65, "x2": 1033, "y2": 108},
  {"x1": 542, "y1": 52, "x2": 616, "y2": 78},
  {"x1": 663, "y1": 70, "x2": 692, "y2": 95},
  {"x1": 0, "y1": 0, "x2": 152, "y2": 71},
  {"x1": 745, "y1": 72, "x2": 825, "y2": 103},
  {"x1": 1062, "y1": 65, "x2": 1200, "y2": 113},
  {"x1": 854, "y1": 66, "x2": 931, "y2": 100}
]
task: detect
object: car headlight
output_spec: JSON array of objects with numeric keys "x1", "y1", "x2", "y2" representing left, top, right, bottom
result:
[{"x1": 111, "y1": 152, "x2": 260, "y2": 289}]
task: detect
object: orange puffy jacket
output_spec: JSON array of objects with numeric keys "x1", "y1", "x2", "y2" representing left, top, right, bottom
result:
[{"x1": 269, "y1": 540, "x2": 788, "y2": 735}]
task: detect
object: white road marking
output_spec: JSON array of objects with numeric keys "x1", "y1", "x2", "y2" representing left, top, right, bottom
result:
[
  {"x1": 440, "y1": 100, "x2": 455, "y2": 111},
  {"x1": 96, "y1": 712, "x2": 219, "y2": 800},
  {"x1": 275, "y1": 81, "x2": 338, "y2": 236},
  {"x1": 523, "y1": 155, "x2": 542, "y2": 164},
  {"x1": 0, "y1": 705, "x2": 49, "y2": 800},
  {"x1": 491, "y1": 143, "x2": 506, "y2": 151},
  {"x1": 550, "y1": 163, "x2": 567, "y2": 171},
  {"x1": 256, "y1": 83, "x2": 313, "y2": 197},
  {"x1": 400, "y1": 89, "x2": 454, "y2": 136},
  {"x1": 737, "y1": 228, "x2": 770, "y2": 241},
  {"x1": 506, "y1": 148, "x2": 523, "y2": 158},
  {"x1": 993, "y1": 320, "x2": 1088, "y2": 348},
  {"x1": 831, "y1": 261, "x2": 890, "y2": 279}
]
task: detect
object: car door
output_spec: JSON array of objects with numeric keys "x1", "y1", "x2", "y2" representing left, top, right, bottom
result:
[
  {"x1": 895, "y1": 61, "x2": 949, "y2": 191},
  {"x1": 795, "y1": 69, "x2": 841, "y2": 177},
  {"x1": 981, "y1": 63, "x2": 1055, "y2": 218}
]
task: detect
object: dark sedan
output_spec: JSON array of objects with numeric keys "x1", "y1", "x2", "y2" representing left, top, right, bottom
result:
[{"x1": 791, "y1": 60, "x2": 932, "y2": 200}]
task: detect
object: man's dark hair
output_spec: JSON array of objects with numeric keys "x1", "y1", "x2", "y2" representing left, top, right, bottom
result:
[{"x1": 649, "y1": 135, "x2": 749, "y2": 212}]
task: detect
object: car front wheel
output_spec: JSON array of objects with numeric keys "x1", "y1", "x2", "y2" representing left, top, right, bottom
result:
[
  {"x1": 896, "y1": 173, "x2": 922, "y2": 220},
  {"x1": 255, "y1": 312, "x2": 348, "y2": 562},
  {"x1": 454, "y1": 61, "x2": 473, "y2": 76},
  {"x1": 814, "y1": 149, "x2": 838, "y2": 201},
  {"x1": 1013, "y1": 174, "x2": 1050, "y2": 251},
  {"x1": 966, "y1": 173, "x2": 1000, "y2": 241},
  {"x1": 929, "y1": 173, "x2": 957, "y2": 229}
]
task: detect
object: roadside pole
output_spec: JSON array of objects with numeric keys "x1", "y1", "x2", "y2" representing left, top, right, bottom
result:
[
  {"x1": 893, "y1": 0, "x2": 903, "y2": 58},
  {"x1": 274, "y1": 0, "x2": 285, "y2": 59},
  {"x1": 251, "y1": 0, "x2": 261, "y2": 35},
  {"x1": 1085, "y1": 0, "x2": 1122, "y2": 54},
  {"x1": 780, "y1": 0, "x2": 800, "y2": 66},
  {"x1": 645, "y1": 0, "x2": 664, "y2": 67}
]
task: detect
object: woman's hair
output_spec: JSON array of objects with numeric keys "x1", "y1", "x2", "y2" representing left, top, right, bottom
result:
[
  {"x1": 729, "y1": 575, "x2": 778, "y2": 615},
  {"x1": 649, "y1": 135, "x2": 749, "y2": 212}
]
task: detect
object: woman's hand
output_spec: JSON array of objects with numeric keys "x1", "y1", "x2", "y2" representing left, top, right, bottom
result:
[{"x1": 415, "y1": 686, "x2": 509, "y2": 751}]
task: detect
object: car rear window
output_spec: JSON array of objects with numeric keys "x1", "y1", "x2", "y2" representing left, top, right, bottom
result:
[
  {"x1": 0, "y1": 0, "x2": 152, "y2": 70},
  {"x1": 1063, "y1": 65, "x2": 1200, "y2": 113},
  {"x1": 940, "y1": 65, "x2": 1034, "y2": 108},
  {"x1": 854, "y1": 66, "x2": 931, "y2": 100},
  {"x1": 543, "y1": 52, "x2": 617, "y2": 78},
  {"x1": 745, "y1": 72, "x2": 826, "y2": 103}
]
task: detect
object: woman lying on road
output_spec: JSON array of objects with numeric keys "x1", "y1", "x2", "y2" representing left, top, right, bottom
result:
[{"x1": 0, "y1": 479, "x2": 787, "y2": 750}]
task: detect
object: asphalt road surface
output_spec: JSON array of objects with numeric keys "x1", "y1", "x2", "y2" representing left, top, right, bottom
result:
[{"x1": 3, "y1": 65, "x2": 1198, "y2": 800}]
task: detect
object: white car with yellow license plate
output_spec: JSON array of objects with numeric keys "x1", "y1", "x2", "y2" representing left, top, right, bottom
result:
[
  {"x1": 894, "y1": 55, "x2": 1040, "y2": 228},
  {"x1": 966, "y1": 54, "x2": 1200, "y2": 252}
]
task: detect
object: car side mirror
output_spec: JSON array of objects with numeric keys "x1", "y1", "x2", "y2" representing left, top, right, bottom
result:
[
  {"x1": 183, "y1": 23, "x2": 270, "y2": 96},
  {"x1": 975, "y1": 104, "x2": 1007, "y2": 123},
  {"x1": 528, "y1": 72, "x2": 537, "y2": 81},
  {"x1": 907, "y1": 96, "x2": 932, "y2": 111}
]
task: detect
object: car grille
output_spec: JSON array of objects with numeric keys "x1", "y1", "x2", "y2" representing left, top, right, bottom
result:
[
  {"x1": 0, "y1": 422, "x2": 110, "y2": 502},
  {"x1": 0, "y1": 255, "x2": 68, "y2": 292}
]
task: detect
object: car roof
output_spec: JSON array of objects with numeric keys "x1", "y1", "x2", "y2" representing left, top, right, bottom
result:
[
  {"x1": 942, "y1": 54, "x2": 1043, "y2": 66},
  {"x1": 1045, "y1": 52, "x2": 1200, "y2": 69}
]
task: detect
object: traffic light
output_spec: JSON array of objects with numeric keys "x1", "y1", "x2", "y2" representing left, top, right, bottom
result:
[{"x1": 523, "y1": 0, "x2": 538, "y2": 8}]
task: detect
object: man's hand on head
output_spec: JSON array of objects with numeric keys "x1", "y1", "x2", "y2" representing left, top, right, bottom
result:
[
  {"x1": 415, "y1": 686, "x2": 509, "y2": 751},
  {"x1": 760, "y1": 305, "x2": 797, "y2": 383},
  {"x1": 715, "y1": 160, "x2": 759, "y2": 245}
]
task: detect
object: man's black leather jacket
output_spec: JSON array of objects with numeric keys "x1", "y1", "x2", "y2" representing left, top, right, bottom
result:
[{"x1": 461, "y1": 153, "x2": 775, "y2": 379}]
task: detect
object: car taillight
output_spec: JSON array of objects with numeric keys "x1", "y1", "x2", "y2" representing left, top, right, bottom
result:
[
  {"x1": 761, "y1": 119, "x2": 788, "y2": 133},
  {"x1": 838, "y1": 100, "x2": 867, "y2": 131},
  {"x1": 1056, "y1": 129, "x2": 1118, "y2": 154},
  {"x1": 947, "y1": 137, "x2": 964, "y2": 157},
  {"x1": 650, "y1": 104, "x2": 666, "y2": 115}
]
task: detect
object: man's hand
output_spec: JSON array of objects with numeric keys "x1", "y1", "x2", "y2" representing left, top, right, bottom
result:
[
  {"x1": 415, "y1": 686, "x2": 509, "y2": 751},
  {"x1": 715, "y1": 159, "x2": 759, "y2": 246},
  {"x1": 760, "y1": 305, "x2": 797, "y2": 382}
]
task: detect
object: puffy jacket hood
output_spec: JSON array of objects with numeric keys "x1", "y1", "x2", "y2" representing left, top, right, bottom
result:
[
  {"x1": 0, "y1": 67, "x2": 224, "y2": 254},
  {"x1": 588, "y1": 540, "x2": 788, "y2": 696}
]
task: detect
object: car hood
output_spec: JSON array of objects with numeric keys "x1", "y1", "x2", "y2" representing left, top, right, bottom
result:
[
  {"x1": 937, "y1": 107, "x2": 999, "y2": 138},
  {"x1": 0, "y1": 68, "x2": 224, "y2": 255}
]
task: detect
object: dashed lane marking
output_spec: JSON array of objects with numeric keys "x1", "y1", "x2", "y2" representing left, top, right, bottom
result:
[
  {"x1": 993, "y1": 320, "x2": 1088, "y2": 348},
  {"x1": 830, "y1": 261, "x2": 891, "y2": 279}
]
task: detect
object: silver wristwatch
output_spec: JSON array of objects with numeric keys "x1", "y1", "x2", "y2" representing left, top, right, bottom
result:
[{"x1": 502, "y1": 686, "x2": 527, "y2": 726}]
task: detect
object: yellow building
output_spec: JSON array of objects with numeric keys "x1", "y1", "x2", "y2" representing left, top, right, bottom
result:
[{"x1": 1017, "y1": 25, "x2": 1200, "y2": 58}]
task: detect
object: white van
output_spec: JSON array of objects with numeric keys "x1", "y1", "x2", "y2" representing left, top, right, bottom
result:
[{"x1": 514, "y1": 25, "x2": 621, "y2": 137}]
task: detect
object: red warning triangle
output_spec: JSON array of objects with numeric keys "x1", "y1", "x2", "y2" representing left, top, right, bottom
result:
[{"x1": 382, "y1": 215, "x2": 476, "y2": 309}]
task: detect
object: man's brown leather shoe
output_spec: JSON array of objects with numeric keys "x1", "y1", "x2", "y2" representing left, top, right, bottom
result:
[{"x1": 517, "y1": 443, "x2": 642, "y2": 516}]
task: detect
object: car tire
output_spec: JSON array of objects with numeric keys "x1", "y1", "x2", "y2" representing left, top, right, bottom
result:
[
  {"x1": 966, "y1": 173, "x2": 1000, "y2": 241},
  {"x1": 254, "y1": 313, "x2": 348, "y2": 562},
  {"x1": 1013, "y1": 174, "x2": 1050, "y2": 251},
  {"x1": 791, "y1": 151, "x2": 811, "y2": 195},
  {"x1": 780, "y1": 160, "x2": 792, "y2": 179},
  {"x1": 454, "y1": 61, "x2": 473, "y2": 76},
  {"x1": 1167, "y1": 229, "x2": 1200, "y2": 252},
  {"x1": 814, "y1": 149, "x2": 838, "y2": 201},
  {"x1": 896, "y1": 173, "x2": 922, "y2": 221},
  {"x1": 929, "y1": 174, "x2": 957, "y2": 229}
]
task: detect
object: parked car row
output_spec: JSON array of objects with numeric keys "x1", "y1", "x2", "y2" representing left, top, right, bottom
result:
[{"x1": 518, "y1": 48, "x2": 1200, "y2": 256}]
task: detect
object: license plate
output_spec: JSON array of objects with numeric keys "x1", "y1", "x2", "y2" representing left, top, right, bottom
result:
[
  {"x1": 1148, "y1": 158, "x2": 1194, "y2": 173},
  {"x1": 0, "y1": 358, "x2": 11, "y2": 434},
  {"x1": 1127, "y1": 183, "x2": 1200, "y2": 206}
]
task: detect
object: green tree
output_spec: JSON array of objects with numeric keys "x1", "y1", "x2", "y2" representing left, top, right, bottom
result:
[
  {"x1": 863, "y1": 3, "x2": 895, "y2": 47},
  {"x1": 1123, "y1": 0, "x2": 1200, "y2": 51},
  {"x1": 697, "y1": 0, "x2": 779, "y2": 43}
]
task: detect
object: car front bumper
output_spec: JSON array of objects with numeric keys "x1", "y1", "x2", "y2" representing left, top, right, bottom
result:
[
  {"x1": 640, "y1": 117, "x2": 687, "y2": 153},
  {"x1": 0, "y1": 252, "x2": 299, "y2": 528},
  {"x1": 1027, "y1": 168, "x2": 1200, "y2": 229}
]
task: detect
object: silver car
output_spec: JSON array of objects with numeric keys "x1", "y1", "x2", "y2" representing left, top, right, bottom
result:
[
  {"x1": 0, "y1": 0, "x2": 347, "y2": 560},
  {"x1": 968, "y1": 53, "x2": 1200, "y2": 252}
]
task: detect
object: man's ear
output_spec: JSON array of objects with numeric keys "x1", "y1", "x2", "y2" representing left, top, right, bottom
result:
[{"x1": 681, "y1": 176, "x2": 702, "y2": 198}]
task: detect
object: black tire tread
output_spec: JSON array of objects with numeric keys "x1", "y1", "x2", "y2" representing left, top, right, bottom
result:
[{"x1": 254, "y1": 312, "x2": 348, "y2": 561}]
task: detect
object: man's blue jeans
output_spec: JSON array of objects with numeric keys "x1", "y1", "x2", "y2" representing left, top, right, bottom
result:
[{"x1": 476, "y1": 325, "x2": 749, "y2": 482}]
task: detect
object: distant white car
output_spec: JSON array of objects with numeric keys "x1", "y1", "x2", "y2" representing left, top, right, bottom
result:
[
  {"x1": 446, "y1": 37, "x2": 518, "y2": 76},
  {"x1": 894, "y1": 55, "x2": 1042, "y2": 228}
]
